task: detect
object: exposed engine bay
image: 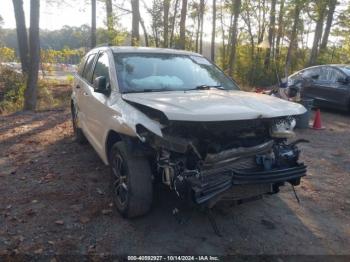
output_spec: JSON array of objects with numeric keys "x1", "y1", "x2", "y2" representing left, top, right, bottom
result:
[{"x1": 133, "y1": 104, "x2": 307, "y2": 207}]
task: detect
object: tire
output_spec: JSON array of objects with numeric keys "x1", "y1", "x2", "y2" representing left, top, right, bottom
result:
[
  {"x1": 71, "y1": 104, "x2": 87, "y2": 144},
  {"x1": 109, "y1": 141, "x2": 153, "y2": 218}
]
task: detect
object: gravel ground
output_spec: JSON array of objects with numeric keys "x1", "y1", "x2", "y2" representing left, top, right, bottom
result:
[{"x1": 0, "y1": 95, "x2": 349, "y2": 257}]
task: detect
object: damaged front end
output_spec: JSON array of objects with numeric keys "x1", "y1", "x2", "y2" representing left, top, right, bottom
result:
[{"x1": 135, "y1": 108, "x2": 307, "y2": 207}]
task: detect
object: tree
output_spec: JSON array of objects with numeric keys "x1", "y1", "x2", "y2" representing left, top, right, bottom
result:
[
  {"x1": 105, "y1": 0, "x2": 114, "y2": 43},
  {"x1": 308, "y1": 0, "x2": 327, "y2": 66},
  {"x1": 24, "y1": 0, "x2": 40, "y2": 111},
  {"x1": 228, "y1": 0, "x2": 241, "y2": 76},
  {"x1": 285, "y1": 0, "x2": 303, "y2": 77},
  {"x1": 264, "y1": 0, "x2": 276, "y2": 67},
  {"x1": 211, "y1": 0, "x2": 216, "y2": 61},
  {"x1": 179, "y1": 0, "x2": 188, "y2": 49},
  {"x1": 131, "y1": 0, "x2": 140, "y2": 46},
  {"x1": 199, "y1": 0, "x2": 205, "y2": 54},
  {"x1": 275, "y1": 0, "x2": 285, "y2": 57},
  {"x1": 12, "y1": 0, "x2": 29, "y2": 74},
  {"x1": 169, "y1": 0, "x2": 180, "y2": 47},
  {"x1": 91, "y1": 0, "x2": 96, "y2": 48},
  {"x1": 320, "y1": 0, "x2": 337, "y2": 50},
  {"x1": 163, "y1": 0, "x2": 170, "y2": 47}
]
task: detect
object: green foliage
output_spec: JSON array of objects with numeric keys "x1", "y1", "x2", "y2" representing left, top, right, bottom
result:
[
  {"x1": 66, "y1": 74, "x2": 74, "y2": 84},
  {"x1": 0, "y1": 66, "x2": 57, "y2": 114},
  {"x1": 0, "y1": 66, "x2": 26, "y2": 113},
  {"x1": 0, "y1": 47, "x2": 16, "y2": 62}
]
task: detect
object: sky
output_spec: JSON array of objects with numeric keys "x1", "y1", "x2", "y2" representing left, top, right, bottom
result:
[
  {"x1": 0, "y1": 0, "x2": 214, "y2": 40},
  {"x1": 0, "y1": 0, "x2": 108, "y2": 30},
  {"x1": 1, "y1": 0, "x2": 346, "y2": 48}
]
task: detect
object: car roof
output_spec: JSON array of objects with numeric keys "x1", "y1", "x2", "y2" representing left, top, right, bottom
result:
[
  {"x1": 89, "y1": 46, "x2": 202, "y2": 57},
  {"x1": 290, "y1": 64, "x2": 350, "y2": 76}
]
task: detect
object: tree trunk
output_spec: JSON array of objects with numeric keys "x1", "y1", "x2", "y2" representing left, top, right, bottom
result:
[
  {"x1": 12, "y1": 0, "x2": 29, "y2": 74},
  {"x1": 275, "y1": 0, "x2": 285, "y2": 57},
  {"x1": 309, "y1": 2, "x2": 327, "y2": 66},
  {"x1": 106, "y1": 0, "x2": 114, "y2": 43},
  {"x1": 131, "y1": 0, "x2": 140, "y2": 46},
  {"x1": 228, "y1": 0, "x2": 241, "y2": 76},
  {"x1": 91, "y1": 0, "x2": 96, "y2": 48},
  {"x1": 211, "y1": 0, "x2": 216, "y2": 61},
  {"x1": 169, "y1": 0, "x2": 179, "y2": 47},
  {"x1": 320, "y1": 0, "x2": 337, "y2": 50},
  {"x1": 199, "y1": 0, "x2": 205, "y2": 54},
  {"x1": 264, "y1": 0, "x2": 277, "y2": 67},
  {"x1": 163, "y1": 0, "x2": 170, "y2": 47},
  {"x1": 220, "y1": 3, "x2": 226, "y2": 68},
  {"x1": 285, "y1": 0, "x2": 302, "y2": 77},
  {"x1": 140, "y1": 16, "x2": 149, "y2": 47},
  {"x1": 179, "y1": 0, "x2": 187, "y2": 49},
  {"x1": 24, "y1": 0, "x2": 40, "y2": 111},
  {"x1": 195, "y1": 6, "x2": 200, "y2": 52}
]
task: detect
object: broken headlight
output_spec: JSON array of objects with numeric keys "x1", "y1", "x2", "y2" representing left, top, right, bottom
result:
[{"x1": 270, "y1": 117, "x2": 296, "y2": 138}]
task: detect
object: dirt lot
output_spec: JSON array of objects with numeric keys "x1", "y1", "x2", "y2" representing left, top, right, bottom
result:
[{"x1": 0, "y1": 87, "x2": 350, "y2": 257}]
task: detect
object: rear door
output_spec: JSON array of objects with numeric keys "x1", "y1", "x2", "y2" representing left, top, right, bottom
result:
[
  {"x1": 77, "y1": 53, "x2": 97, "y2": 134},
  {"x1": 300, "y1": 67, "x2": 322, "y2": 100}
]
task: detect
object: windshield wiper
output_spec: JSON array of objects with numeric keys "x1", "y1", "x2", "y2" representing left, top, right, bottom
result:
[
  {"x1": 124, "y1": 88, "x2": 174, "y2": 93},
  {"x1": 190, "y1": 85, "x2": 225, "y2": 90}
]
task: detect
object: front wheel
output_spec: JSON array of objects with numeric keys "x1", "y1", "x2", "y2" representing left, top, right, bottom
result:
[{"x1": 109, "y1": 141, "x2": 153, "y2": 218}]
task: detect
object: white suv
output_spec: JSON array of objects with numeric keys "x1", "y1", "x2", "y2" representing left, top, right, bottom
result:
[{"x1": 71, "y1": 46, "x2": 307, "y2": 218}]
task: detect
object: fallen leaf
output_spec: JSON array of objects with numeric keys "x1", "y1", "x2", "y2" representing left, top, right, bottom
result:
[
  {"x1": 25, "y1": 209, "x2": 36, "y2": 216},
  {"x1": 88, "y1": 244, "x2": 96, "y2": 253},
  {"x1": 34, "y1": 248, "x2": 43, "y2": 254},
  {"x1": 96, "y1": 188, "x2": 104, "y2": 195},
  {"x1": 48, "y1": 241, "x2": 55, "y2": 245},
  {"x1": 101, "y1": 209, "x2": 112, "y2": 215},
  {"x1": 54, "y1": 220, "x2": 64, "y2": 225},
  {"x1": 18, "y1": 235, "x2": 24, "y2": 242},
  {"x1": 79, "y1": 216, "x2": 90, "y2": 224}
]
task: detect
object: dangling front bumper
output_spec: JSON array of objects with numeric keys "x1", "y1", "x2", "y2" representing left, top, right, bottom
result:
[{"x1": 186, "y1": 164, "x2": 307, "y2": 205}]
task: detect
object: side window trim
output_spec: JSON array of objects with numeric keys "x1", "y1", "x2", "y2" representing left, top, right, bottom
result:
[{"x1": 78, "y1": 56, "x2": 88, "y2": 76}]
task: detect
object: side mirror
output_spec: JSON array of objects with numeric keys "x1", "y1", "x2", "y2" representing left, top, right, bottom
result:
[{"x1": 93, "y1": 76, "x2": 110, "y2": 95}]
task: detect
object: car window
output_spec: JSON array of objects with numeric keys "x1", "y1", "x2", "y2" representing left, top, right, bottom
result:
[
  {"x1": 328, "y1": 68, "x2": 345, "y2": 84},
  {"x1": 318, "y1": 67, "x2": 330, "y2": 82},
  {"x1": 114, "y1": 53, "x2": 239, "y2": 93},
  {"x1": 339, "y1": 66, "x2": 350, "y2": 76},
  {"x1": 288, "y1": 72, "x2": 302, "y2": 86},
  {"x1": 92, "y1": 52, "x2": 111, "y2": 87},
  {"x1": 82, "y1": 54, "x2": 96, "y2": 83},
  {"x1": 302, "y1": 68, "x2": 321, "y2": 79}
]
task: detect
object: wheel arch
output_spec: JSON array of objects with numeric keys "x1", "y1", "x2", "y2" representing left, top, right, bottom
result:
[{"x1": 105, "y1": 130, "x2": 123, "y2": 165}]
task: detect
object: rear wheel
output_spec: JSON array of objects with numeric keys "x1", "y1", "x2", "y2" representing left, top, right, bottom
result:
[
  {"x1": 71, "y1": 104, "x2": 87, "y2": 144},
  {"x1": 109, "y1": 141, "x2": 153, "y2": 218}
]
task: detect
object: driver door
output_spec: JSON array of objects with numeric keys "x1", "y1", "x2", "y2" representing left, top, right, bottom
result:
[{"x1": 83, "y1": 51, "x2": 114, "y2": 152}]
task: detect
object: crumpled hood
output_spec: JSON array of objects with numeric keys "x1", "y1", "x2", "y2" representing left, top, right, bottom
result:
[{"x1": 122, "y1": 90, "x2": 306, "y2": 121}]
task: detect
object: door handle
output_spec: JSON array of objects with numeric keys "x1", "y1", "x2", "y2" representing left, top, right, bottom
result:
[{"x1": 76, "y1": 85, "x2": 80, "y2": 89}]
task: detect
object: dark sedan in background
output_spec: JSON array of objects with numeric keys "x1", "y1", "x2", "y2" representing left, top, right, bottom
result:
[{"x1": 288, "y1": 64, "x2": 350, "y2": 111}]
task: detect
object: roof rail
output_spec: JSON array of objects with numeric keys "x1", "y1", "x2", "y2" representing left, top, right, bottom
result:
[{"x1": 95, "y1": 43, "x2": 113, "y2": 48}]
